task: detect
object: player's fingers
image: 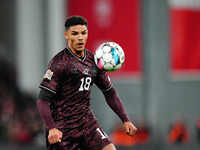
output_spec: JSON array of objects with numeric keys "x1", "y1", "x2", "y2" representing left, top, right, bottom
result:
[
  {"x1": 58, "y1": 135, "x2": 62, "y2": 142},
  {"x1": 126, "y1": 126, "x2": 137, "y2": 136},
  {"x1": 132, "y1": 127, "x2": 136, "y2": 135},
  {"x1": 58, "y1": 131, "x2": 63, "y2": 138},
  {"x1": 128, "y1": 127, "x2": 133, "y2": 136},
  {"x1": 131, "y1": 127, "x2": 137, "y2": 136},
  {"x1": 48, "y1": 135, "x2": 52, "y2": 144},
  {"x1": 55, "y1": 134, "x2": 63, "y2": 143},
  {"x1": 49, "y1": 135, "x2": 59, "y2": 144},
  {"x1": 133, "y1": 126, "x2": 137, "y2": 134},
  {"x1": 48, "y1": 137, "x2": 54, "y2": 144},
  {"x1": 54, "y1": 135, "x2": 61, "y2": 143},
  {"x1": 125, "y1": 127, "x2": 131, "y2": 135},
  {"x1": 49, "y1": 136, "x2": 55, "y2": 144}
]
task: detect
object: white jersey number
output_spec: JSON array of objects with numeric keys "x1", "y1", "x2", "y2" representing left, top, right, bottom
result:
[
  {"x1": 79, "y1": 77, "x2": 92, "y2": 91},
  {"x1": 96, "y1": 128, "x2": 108, "y2": 139}
]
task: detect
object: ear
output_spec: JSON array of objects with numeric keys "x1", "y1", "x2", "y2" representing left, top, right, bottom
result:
[{"x1": 64, "y1": 31, "x2": 68, "y2": 40}]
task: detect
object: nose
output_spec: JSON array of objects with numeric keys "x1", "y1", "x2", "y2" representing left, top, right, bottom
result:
[{"x1": 77, "y1": 34, "x2": 83, "y2": 40}]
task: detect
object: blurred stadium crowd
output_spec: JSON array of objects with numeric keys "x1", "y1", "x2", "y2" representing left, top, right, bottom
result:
[{"x1": 0, "y1": 57, "x2": 42, "y2": 145}]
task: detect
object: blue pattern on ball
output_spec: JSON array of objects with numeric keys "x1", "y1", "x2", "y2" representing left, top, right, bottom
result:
[{"x1": 111, "y1": 48, "x2": 119, "y2": 65}]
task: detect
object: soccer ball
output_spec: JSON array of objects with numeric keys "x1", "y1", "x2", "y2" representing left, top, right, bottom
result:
[{"x1": 94, "y1": 42, "x2": 125, "y2": 72}]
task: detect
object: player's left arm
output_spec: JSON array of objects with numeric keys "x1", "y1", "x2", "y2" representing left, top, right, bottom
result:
[
  {"x1": 94, "y1": 68, "x2": 137, "y2": 136},
  {"x1": 103, "y1": 87, "x2": 137, "y2": 136}
]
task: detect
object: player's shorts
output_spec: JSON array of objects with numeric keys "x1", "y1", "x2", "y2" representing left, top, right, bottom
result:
[{"x1": 46, "y1": 112, "x2": 112, "y2": 150}]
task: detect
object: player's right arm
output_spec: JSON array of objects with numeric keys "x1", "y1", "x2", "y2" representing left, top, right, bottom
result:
[
  {"x1": 37, "y1": 90, "x2": 63, "y2": 144},
  {"x1": 37, "y1": 57, "x2": 65, "y2": 144}
]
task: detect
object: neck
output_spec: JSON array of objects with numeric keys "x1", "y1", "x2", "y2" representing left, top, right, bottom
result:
[
  {"x1": 74, "y1": 50, "x2": 85, "y2": 58},
  {"x1": 68, "y1": 47, "x2": 85, "y2": 58}
]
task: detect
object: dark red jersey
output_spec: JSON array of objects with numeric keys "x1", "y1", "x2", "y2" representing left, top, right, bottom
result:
[{"x1": 40, "y1": 48, "x2": 112, "y2": 129}]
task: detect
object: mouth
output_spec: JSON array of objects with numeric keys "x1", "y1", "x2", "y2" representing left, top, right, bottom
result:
[
  {"x1": 77, "y1": 42, "x2": 84, "y2": 46},
  {"x1": 76, "y1": 43, "x2": 85, "y2": 49}
]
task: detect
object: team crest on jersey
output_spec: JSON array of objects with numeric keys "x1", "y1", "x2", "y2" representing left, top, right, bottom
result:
[
  {"x1": 72, "y1": 67, "x2": 79, "y2": 74},
  {"x1": 43, "y1": 69, "x2": 53, "y2": 80}
]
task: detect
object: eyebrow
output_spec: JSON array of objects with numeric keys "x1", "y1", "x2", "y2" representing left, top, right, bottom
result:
[{"x1": 71, "y1": 29, "x2": 87, "y2": 33}]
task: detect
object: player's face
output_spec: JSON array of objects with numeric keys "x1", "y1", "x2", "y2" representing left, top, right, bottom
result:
[{"x1": 64, "y1": 25, "x2": 88, "y2": 52}]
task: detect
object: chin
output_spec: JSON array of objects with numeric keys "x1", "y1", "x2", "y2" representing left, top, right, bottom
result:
[{"x1": 76, "y1": 48, "x2": 84, "y2": 51}]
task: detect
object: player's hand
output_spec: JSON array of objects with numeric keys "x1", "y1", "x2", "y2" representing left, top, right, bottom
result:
[
  {"x1": 123, "y1": 121, "x2": 137, "y2": 136},
  {"x1": 48, "y1": 128, "x2": 63, "y2": 144}
]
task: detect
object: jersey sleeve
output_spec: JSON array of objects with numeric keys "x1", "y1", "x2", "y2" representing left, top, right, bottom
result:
[
  {"x1": 94, "y1": 69, "x2": 112, "y2": 92},
  {"x1": 39, "y1": 60, "x2": 64, "y2": 94}
]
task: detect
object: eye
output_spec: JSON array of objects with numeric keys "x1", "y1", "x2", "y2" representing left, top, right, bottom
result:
[
  {"x1": 72, "y1": 32, "x2": 78, "y2": 36},
  {"x1": 82, "y1": 31, "x2": 87, "y2": 35}
]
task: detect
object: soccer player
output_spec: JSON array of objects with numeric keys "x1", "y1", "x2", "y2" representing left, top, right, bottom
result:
[{"x1": 37, "y1": 16, "x2": 137, "y2": 150}]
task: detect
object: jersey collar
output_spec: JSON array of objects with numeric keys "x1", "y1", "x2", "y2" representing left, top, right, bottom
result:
[{"x1": 65, "y1": 47, "x2": 86, "y2": 62}]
